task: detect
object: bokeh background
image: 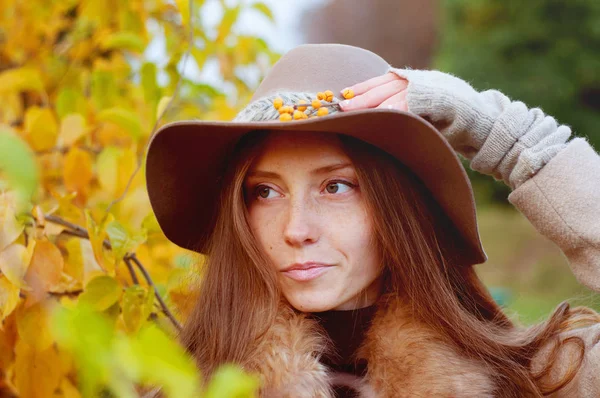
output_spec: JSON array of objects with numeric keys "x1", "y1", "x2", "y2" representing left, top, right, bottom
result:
[{"x1": 0, "y1": 0, "x2": 599, "y2": 396}]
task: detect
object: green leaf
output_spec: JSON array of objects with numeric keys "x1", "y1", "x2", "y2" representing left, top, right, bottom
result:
[
  {"x1": 51, "y1": 303, "x2": 136, "y2": 398},
  {"x1": 0, "y1": 128, "x2": 39, "y2": 209},
  {"x1": 252, "y1": 2, "x2": 274, "y2": 23},
  {"x1": 140, "y1": 62, "x2": 160, "y2": 105},
  {"x1": 141, "y1": 212, "x2": 162, "y2": 235},
  {"x1": 100, "y1": 32, "x2": 146, "y2": 53},
  {"x1": 55, "y1": 87, "x2": 87, "y2": 120},
  {"x1": 97, "y1": 108, "x2": 144, "y2": 139},
  {"x1": 79, "y1": 275, "x2": 122, "y2": 311},
  {"x1": 106, "y1": 220, "x2": 147, "y2": 263},
  {"x1": 204, "y1": 365, "x2": 260, "y2": 398},
  {"x1": 0, "y1": 67, "x2": 44, "y2": 94},
  {"x1": 116, "y1": 324, "x2": 201, "y2": 398},
  {"x1": 91, "y1": 69, "x2": 117, "y2": 110}
]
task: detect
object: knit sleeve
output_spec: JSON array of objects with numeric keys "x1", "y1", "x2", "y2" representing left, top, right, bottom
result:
[{"x1": 388, "y1": 67, "x2": 572, "y2": 190}]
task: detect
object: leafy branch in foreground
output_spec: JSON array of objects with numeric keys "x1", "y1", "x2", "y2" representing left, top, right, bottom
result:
[{"x1": 44, "y1": 213, "x2": 182, "y2": 331}]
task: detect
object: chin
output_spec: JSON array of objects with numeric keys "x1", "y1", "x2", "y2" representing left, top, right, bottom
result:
[{"x1": 284, "y1": 290, "x2": 340, "y2": 313}]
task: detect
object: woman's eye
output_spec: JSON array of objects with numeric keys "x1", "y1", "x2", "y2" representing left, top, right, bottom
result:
[
  {"x1": 325, "y1": 181, "x2": 353, "y2": 194},
  {"x1": 256, "y1": 185, "x2": 277, "y2": 199}
]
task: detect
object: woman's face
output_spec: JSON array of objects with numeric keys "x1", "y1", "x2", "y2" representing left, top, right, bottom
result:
[{"x1": 244, "y1": 131, "x2": 382, "y2": 312}]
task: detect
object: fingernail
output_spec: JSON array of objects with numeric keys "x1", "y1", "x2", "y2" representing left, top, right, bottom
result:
[
  {"x1": 387, "y1": 104, "x2": 393, "y2": 110},
  {"x1": 341, "y1": 100, "x2": 351, "y2": 108},
  {"x1": 340, "y1": 87, "x2": 350, "y2": 94}
]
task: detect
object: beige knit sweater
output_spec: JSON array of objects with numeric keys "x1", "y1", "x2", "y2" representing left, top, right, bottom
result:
[{"x1": 392, "y1": 67, "x2": 600, "y2": 397}]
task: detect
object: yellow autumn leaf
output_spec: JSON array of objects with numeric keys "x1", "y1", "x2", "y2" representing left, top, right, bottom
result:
[
  {"x1": 216, "y1": 5, "x2": 241, "y2": 43},
  {"x1": 84, "y1": 210, "x2": 114, "y2": 273},
  {"x1": 24, "y1": 106, "x2": 59, "y2": 151},
  {"x1": 0, "y1": 241, "x2": 35, "y2": 289},
  {"x1": 58, "y1": 114, "x2": 88, "y2": 146},
  {"x1": 64, "y1": 238, "x2": 104, "y2": 286},
  {"x1": 14, "y1": 338, "x2": 63, "y2": 398},
  {"x1": 24, "y1": 240, "x2": 64, "y2": 305},
  {"x1": 0, "y1": 92, "x2": 24, "y2": 124},
  {"x1": 0, "y1": 67, "x2": 44, "y2": 94},
  {"x1": 0, "y1": 274, "x2": 20, "y2": 321},
  {"x1": 0, "y1": 311, "x2": 17, "y2": 369},
  {"x1": 122, "y1": 285, "x2": 154, "y2": 333},
  {"x1": 0, "y1": 191, "x2": 24, "y2": 252},
  {"x1": 252, "y1": 2, "x2": 275, "y2": 22},
  {"x1": 96, "y1": 146, "x2": 137, "y2": 199},
  {"x1": 100, "y1": 32, "x2": 146, "y2": 53},
  {"x1": 16, "y1": 301, "x2": 55, "y2": 351},
  {"x1": 174, "y1": 0, "x2": 190, "y2": 28},
  {"x1": 63, "y1": 147, "x2": 93, "y2": 193},
  {"x1": 48, "y1": 272, "x2": 83, "y2": 295},
  {"x1": 156, "y1": 96, "x2": 172, "y2": 119}
]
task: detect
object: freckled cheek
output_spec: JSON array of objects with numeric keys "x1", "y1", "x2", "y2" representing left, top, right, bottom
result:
[
  {"x1": 323, "y1": 206, "x2": 372, "y2": 251},
  {"x1": 248, "y1": 207, "x2": 280, "y2": 252}
]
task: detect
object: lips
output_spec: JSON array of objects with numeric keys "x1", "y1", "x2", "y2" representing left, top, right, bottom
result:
[{"x1": 281, "y1": 262, "x2": 333, "y2": 282}]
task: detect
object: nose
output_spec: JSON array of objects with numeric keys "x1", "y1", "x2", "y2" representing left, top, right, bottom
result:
[{"x1": 283, "y1": 198, "x2": 319, "y2": 247}]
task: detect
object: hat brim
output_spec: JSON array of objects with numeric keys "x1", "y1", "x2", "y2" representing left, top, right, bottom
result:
[{"x1": 145, "y1": 109, "x2": 487, "y2": 265}]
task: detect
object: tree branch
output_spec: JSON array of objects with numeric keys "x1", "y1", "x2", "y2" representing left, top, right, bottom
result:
[
  {"x1": 44, "y1": 213, "x2": 182, "y2": 332},
  {"x1": 123, "y1": 256, "x2": 140, "y2": 285},
  {"x1": 126, "y1": 253, "x2": 182, "y2": 332}
]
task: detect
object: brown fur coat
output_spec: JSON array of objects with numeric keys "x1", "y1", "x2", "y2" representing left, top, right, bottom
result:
[{"x1": 245, "y1": 298, "x2": 496, "y2": 397}]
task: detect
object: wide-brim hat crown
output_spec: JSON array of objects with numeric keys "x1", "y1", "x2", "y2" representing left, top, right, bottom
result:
[{"x1": 145, "y1": 43, "x2": 487, "y2": 266}]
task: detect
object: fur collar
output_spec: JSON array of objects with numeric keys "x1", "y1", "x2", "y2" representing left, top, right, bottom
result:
[{"x1": 245, "y1": 297, "x2": 497, "y2": 397}]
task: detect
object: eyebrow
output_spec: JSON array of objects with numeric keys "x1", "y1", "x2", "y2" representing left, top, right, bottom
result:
[{"x1": 246, "y1": 162, "x2": 353, "y2": 179}]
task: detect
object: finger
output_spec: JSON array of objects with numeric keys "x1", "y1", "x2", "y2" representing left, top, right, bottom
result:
[
  {"x1": 339, "y1": 79, "x2": 406, "y2": 111},
  {"x1": 341, "y1": 72, "x2": 400, "y2": 96},
  {"x1": 376, "y1": 90, "x2": 408, "y2": 111}
]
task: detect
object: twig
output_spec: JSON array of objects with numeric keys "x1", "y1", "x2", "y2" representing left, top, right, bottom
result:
[
  {"x1": 35, "y1": 146, "x2": 101, "y2": 156},
  {"x1": 44, "y1": 213, "x2": 182, "y2": 331},
  {"x1": 127, "y1": 253, "x2": 182, "y2": 332},
  {"x1": 123, "y1": 256, "x2": 140, "y2": 285},
  {"x1": 104, "y1": 0, "x2": 195, "y2": 215},
  {"x1": 44, "y1": 214, "x2": 89, "y2": 236}
]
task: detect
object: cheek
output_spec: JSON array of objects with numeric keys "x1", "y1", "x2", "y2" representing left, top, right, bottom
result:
[
  {"x1": 333, "y1": 206, "x2": 373, "y2": 253},
  {"x1": 247, "y1": 205, "x2": 278, "y2": 251}
]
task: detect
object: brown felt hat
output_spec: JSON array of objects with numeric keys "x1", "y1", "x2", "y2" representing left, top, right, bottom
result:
[{"x1": 145, "y1": 43, "x2": 488, "y2": 266}]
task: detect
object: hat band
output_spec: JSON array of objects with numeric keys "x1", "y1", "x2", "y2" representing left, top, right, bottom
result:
[{"x1": 233, "y1": 92, "x2": 343, "y2": 122}]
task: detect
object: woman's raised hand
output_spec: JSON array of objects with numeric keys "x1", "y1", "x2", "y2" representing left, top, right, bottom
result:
[{"x1": 338, "y1": 72, "x2": 409, "y2": 112}]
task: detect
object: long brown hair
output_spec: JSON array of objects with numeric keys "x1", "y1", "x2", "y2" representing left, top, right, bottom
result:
[{"x1": 179, "y1": 131, "x2": 599, "y2": 396}]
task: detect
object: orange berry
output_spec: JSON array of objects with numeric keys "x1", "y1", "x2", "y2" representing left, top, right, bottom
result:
[
  {"x1": 311, "y1": 99, "x2": 322, "y2": 109},
  {"x1": 273, "y1": 97, "x2": 283, "y2": 109},
  {"x1": 317, "y1": 92, "x2": 325, "y2": 100},
  {"x1": 324, "y1": 90, "x2": 334, "y2": 102},
  {"x1": 293, "y1": 110, "x2": 306, "y2": 120},
  {"x1": 278, "y1": 106, "x2": 292, "y2": 114},
  {"x1": 342, "y1": 88, "x2": 354, "y2": 99},
  {"x1": 297, "y1": 100, "x2": 308, "y2": 111},
  {"x1": 317, "y1": 107, "x2": 329, "y2": 116},
  {"x1": 279, "y1": 113, "x2": 292, "y2": 121}
]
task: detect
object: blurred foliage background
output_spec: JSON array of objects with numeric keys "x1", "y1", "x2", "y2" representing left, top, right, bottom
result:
[
  {"x1": 0, "y1": 0, "x2": 274, "y2": 396},
  {"x1": 0, "y1": 0, "x2": 599, "y2": 396}
]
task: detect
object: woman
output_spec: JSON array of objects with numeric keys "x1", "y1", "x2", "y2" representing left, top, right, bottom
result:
[{"x1": 145, "y1": 44, "x2": 600, "y2": 397}]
